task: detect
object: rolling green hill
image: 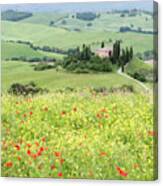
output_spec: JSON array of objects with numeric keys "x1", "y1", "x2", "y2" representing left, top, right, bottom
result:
[
  {"x1": 1, "y1": 41, "x2": 44, "y2": 60},
  {"x1": 1, "y1": 20, "x2": 153, "y2": 54},
  {"x1": 21, "y1": 12, "x2": 68, "y2": 26},
  {"x1": 2, "y1": 61, "x2": 144, "y2": 93},
  {"x1": 20, "y1": 12, "x2": 153, "y2": 32},
  {"x1": 125, "y1": 57, "x2": 153, "y2": 82},
  {"x1": 1, "y1": 41, "x2": 65, "y2": 60}
]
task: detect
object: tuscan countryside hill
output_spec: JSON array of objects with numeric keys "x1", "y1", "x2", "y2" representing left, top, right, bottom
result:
[{"x1": 1, "y1": 1, "x2": 158, "y2": 180}]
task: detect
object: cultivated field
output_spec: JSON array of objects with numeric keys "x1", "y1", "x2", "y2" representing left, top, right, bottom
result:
[{"x1": 1, "y1": 91, "x2": 156, "y2": 180}]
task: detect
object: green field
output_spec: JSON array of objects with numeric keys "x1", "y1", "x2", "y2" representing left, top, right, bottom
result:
[
  {"x1": 2, "y1": 61, "x2": 144, "y2": 93},
  {"x1": 1, "y1": 41, "x2": 44, "y2": 60},
  {"x1": 1, "y1": 20, "x2": 153, "y2": 54},
  {"x1": 125, "y1": 57, "x2": 153, "y2": 81},
  {"x1": 1, "y1": 91, "x2": 156, "y2": 180},
  {"x1": 20, "y1": 12, "x2": 153, "y2": 32},
  {"x1": 1, "y1": 41, "x2": 66, "y2": 60}
]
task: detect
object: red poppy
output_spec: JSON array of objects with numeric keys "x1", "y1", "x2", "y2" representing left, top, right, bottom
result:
[
  {"x1": 58, "y1": 172, "x2": 63, "y2": 177},
  {"x1": 148, "y1": 130, "x2": 156, "y2": 137},
  {"x1": 5, "y1": 161, "x2": 13, "y2": 168},
  {"x1": 17, "y1": 156, "x2": 21, "y2": 161},
  {"x1": 15, "y1": 144, "x2": 20, "y2": 151},
  {"x1": 37, "y1": 150, "x2": 42, "y2": 156},
  {"x1": 100, "y1": 152, "x2": 107, "y2": 156},
  {"x1": 54, "y1": 152, "x2": 61, "y2": 157},
  {"x1": 27, "y1": 143, "x2": 31, "y2": 148},
  {"x1": 40, "y1": 147, "x2": 44, "y2": 152},
  {"x1": 42, "y1": 137, "x2": 46, "y2": 142},
  {"x1": 51, "y1": 164, "x2": 55, "y2": 170},
  {"x1": 29, "y1": 111, "x2": 33, "y2": 116},
  {"x1": 32, "y1": 154, "x2": 37, "y2": 159},
  {"x1": 60, "y1": 158, "x2": 65, "y2": 164},
  {"x1": 27, "y1": 149, "x2": 31, "y2": 156},
  {"x1": 61, "y1": 111, "x2": 66, "y2": 116},
  {"x1": 35, "y1": 141, "x2": 39, "y2": 147},
  {"x1": 116, "y1": 165, "x2": 128, "y2": 177}
]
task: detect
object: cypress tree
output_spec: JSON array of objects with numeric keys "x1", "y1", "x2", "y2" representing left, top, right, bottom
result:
[{"x1": 101, "y1": 41, "x2": 105, "y2": 48}]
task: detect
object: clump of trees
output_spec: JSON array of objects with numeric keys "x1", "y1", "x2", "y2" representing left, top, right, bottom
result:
[
  {"x1": 119, "y1": 26, "x2": 156, "y2": 35},
  {"x1": 62, "y1": 44, "x2": 113, "y2": 73},
  {"x1": 34, "y1": 62, "x2": 54, "y2": 71},
  {"x1": 2, "y1": 10, "x2": 33, "y2": 21},
  {"x1": 76, "y1": 12, "x2": 97, "y2": 21},
  {"x1": 61, "y1": 40, "x2": 134, "y2": 73},
  {"x1": 8, "y1": 56, "x2": 56, "y2": 63},
  {"x1": 8, "y1": 82, "x2": 48, "y2": 96},
  {"x1": 136, "y1": 50, "x2": 154, "y2": 60}
]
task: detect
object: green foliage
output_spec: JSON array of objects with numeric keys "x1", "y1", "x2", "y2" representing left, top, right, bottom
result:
[
  {"x1": 101, "y1": 41, "x2": 105, "y2": 48},
  {"x1": 34, "y1": 63, "x2": 54, "y2": 71},
  {"x1": 126, "y1": 57, "x2": 153, "y2": 82},
  {"x1": 1, "y1": 91, "x2": 155, "y2": 179},
  {"x1": 2, "y1": 61, "x2": 144, "y2": 93},
  {"x1": 2, "y1": 10, "x2": 33, "y2": 21},
  {"x1": 76, "y1": 12, "x2": 97, "y2": 21},
  {"x1": 8, "y1": 82, "x2": 48, "y2": 96}
]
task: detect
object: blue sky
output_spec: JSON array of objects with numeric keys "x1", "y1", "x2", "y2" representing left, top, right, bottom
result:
[{"x1": 1, "y1": 0, "x2": 153, "y2": 12}]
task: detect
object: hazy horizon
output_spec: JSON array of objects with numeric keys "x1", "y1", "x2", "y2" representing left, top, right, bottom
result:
[{"x1": 0, "y1": 1, "x2": 154, "y2": 13}]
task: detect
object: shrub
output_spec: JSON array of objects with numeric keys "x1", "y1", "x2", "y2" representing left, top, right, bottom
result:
[
  {"x1": 34, "y1": 63, "x2": 54, "y2": 71},
  {"x1": 110, "y1": 85, "x2": 134, "y2": 93},
  {"x1": 76, "y1": 12, "x2": 97, "y2": 21},
  {"x1": 8, "y1": 82, "x2": 48, "y2": 96},
  {"x1": 128, "y1": 72, "x2": 146, "y2": 82}
]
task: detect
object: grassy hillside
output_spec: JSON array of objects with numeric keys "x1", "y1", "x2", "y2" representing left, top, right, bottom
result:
[
  {"x1": 1, "y1": 41, "x2": 66, "y2": 60},
  {"x1": 2, "y1": 61, "x2": 144, "y2": 93},
  {"x1": 21, "y1": 12, "x2": 68, "y2": 26},
  {"x1": 1, "y1": 92, "x2": 155, "y2": 179},
  {"x1": 1, "y1": 41, "x2": 44, "y2": 60},
  {"x1": 55, "y1": 12, "x2": 153, "y2": 32},
  {"x1": 20, "y1": 12, "x2": 153, "y2": 32},
  {"x1": 1, "y1": 21, "x2": 153, "y2": 54},
  {"x1": 125, "y1": 57, "x2": 153, "y2": 82}
]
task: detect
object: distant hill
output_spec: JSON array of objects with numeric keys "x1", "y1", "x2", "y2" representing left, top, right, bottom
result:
[{"x1": 1, "y1": 10, "x2": 33, "y2": 21}]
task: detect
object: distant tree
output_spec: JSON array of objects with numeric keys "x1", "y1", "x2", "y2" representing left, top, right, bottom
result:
[
  {"x1": 101, "y1": 41, "x2": 105, "y2": 48},
  {"x1": 49, "y1": 21, "x2": 54, "y2": 26},
  {"x1": 138, "y1": 27, "x2": 142, "y2": 32},
  {"x1": 125, "y1": 47, "x2": 130, "y2": 63},
  {"x1": 87, "y1": 22, "x2": 92, "y2": 27},
  {"x1": 129, "y1": 46, "x2": 133, "y2": 60},
  {"x1": 120, "y1": 13, "x2": 125, "y2": 17},
  {"x1": 130, "y1": 24, "x2": 134, "y2": 28},
  {"x1": 112, "y1": 40, "x2": 121, "y2": 64},
  {"x1": 61, "y1": 20, "x2": 67, "y2": 25},
  {"x1": 76, "y1": 12, "x2": 97, "y2": 21}
]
